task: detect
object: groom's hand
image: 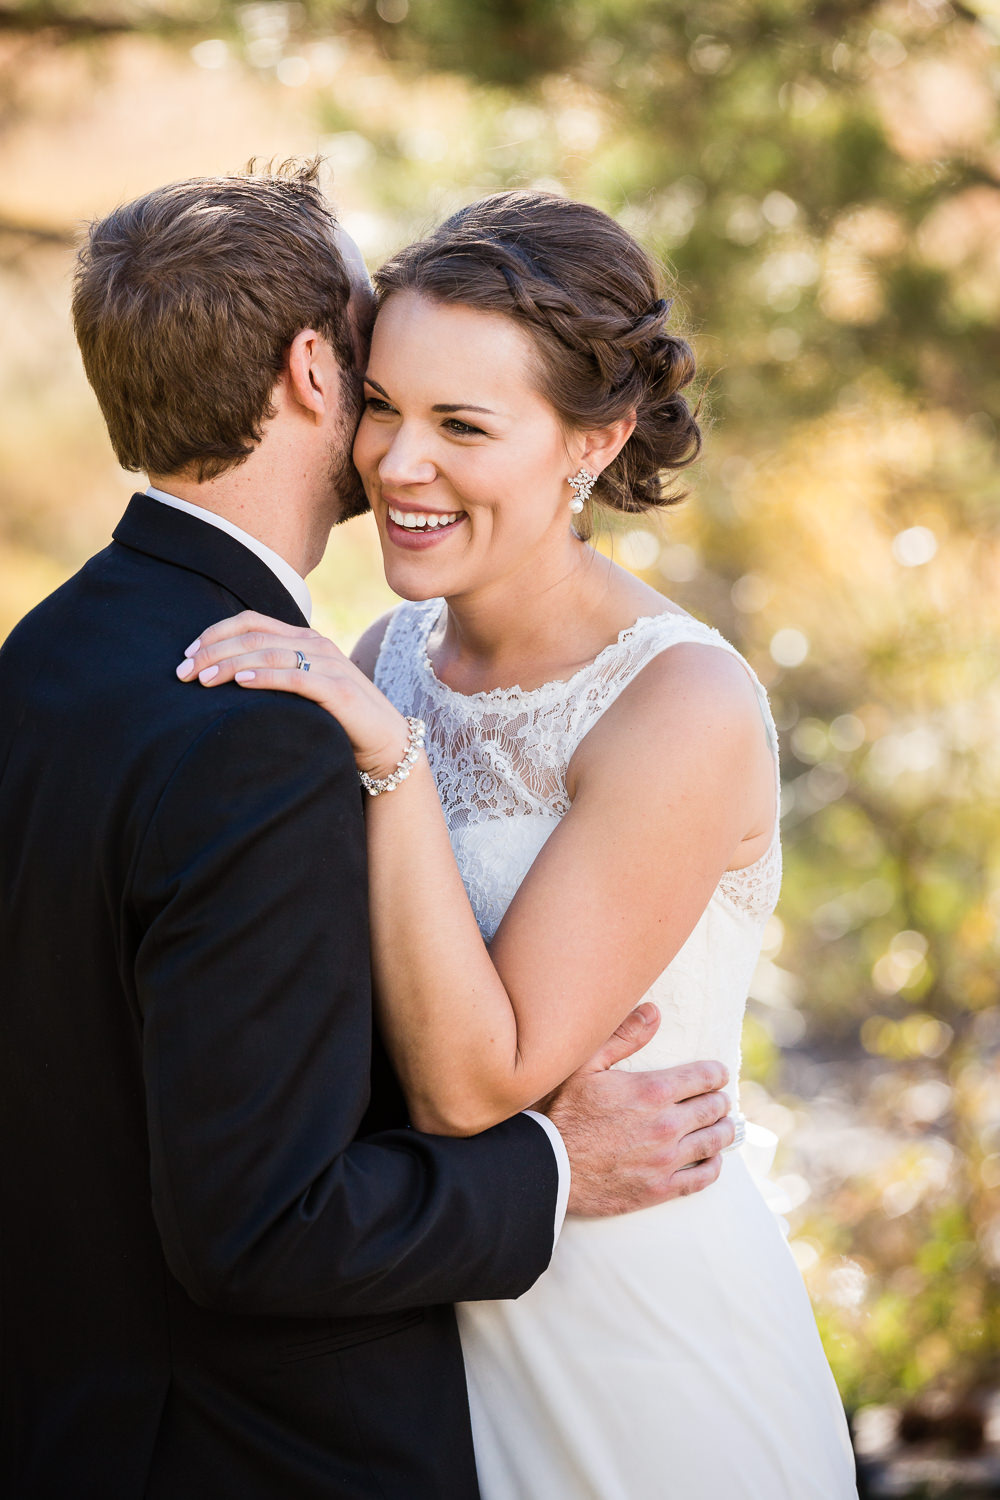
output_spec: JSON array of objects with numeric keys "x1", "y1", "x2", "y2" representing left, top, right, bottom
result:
[{"x1": 543, "y1": 1004, "x2": 734, "y2": 1217}]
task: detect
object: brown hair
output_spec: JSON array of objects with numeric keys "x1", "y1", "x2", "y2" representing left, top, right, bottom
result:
[
  {"x1": 373, "y1": 190, "x2": 701, "y2": 527},
  {"x1": 72, "y1": 159, "x2": 354, "y2": 482}
]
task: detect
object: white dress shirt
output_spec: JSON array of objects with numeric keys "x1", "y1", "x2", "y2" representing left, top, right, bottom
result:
[
  {"x1": 145, "y1": 485, "x2": 313, "y2": 623},
  {"x1": 145, "y1": 485, "x2": 571, "y2": 1248},
  {"x1": 524, "y1": 1111, "x2": 571, "y2": 1242}
]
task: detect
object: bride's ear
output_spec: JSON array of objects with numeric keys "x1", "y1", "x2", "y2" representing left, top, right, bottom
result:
[
  {"x1": 578, "y1": 413, "x2": 637, "y2": 478},
  {"x1": 284, "y1": 328, "x2": 337, "y2": 420}
]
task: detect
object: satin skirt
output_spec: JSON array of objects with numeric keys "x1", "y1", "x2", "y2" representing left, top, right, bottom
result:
[{"x1": 458, "y1": 1143, "x2": 858, "y2": 1500}]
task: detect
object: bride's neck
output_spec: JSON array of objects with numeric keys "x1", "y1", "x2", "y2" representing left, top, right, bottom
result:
[{"x1": 435, "y1": 540, "x2": 614, "y2": 694}]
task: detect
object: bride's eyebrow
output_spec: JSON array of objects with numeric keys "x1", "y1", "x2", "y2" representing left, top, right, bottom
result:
[
  {"x1": 432, "y1": 403, "x2": 498, "y2": 416},
  {"x1": 364, "y1": 374, "x2": 497, "y2": 417}
]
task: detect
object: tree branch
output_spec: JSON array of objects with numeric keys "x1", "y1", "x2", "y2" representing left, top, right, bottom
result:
[
  {"x1": 0, "y1": 216, "x2": 75, "y2": 249},
  {"x1": 0, "y1": 4, "x2": 197, "y2": 40}
]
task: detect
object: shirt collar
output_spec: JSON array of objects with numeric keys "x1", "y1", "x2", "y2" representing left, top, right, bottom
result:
[{"x1": 144, "y1": 486, "x2": 312, "y2": 624}]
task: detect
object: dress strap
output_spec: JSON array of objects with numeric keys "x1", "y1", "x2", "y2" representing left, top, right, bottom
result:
[
  {"x1": 373, "y1": 599, "x2": 438, "y2": 701},
  {"x1": 570, "y1": 613, "x2": 783, "y2": 920},
  {"x1": 568, "y1": 611, "x2": 778, "y2": 756}
]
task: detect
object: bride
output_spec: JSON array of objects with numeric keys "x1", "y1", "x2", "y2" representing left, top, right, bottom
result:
[{"x1": 182, "y1": 191, "x2": 858, "y2": 1498}]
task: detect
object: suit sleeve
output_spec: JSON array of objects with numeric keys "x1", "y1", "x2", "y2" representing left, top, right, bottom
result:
[{"x1": 130, "y1": 692, "x2": 558, "y2": 1318}]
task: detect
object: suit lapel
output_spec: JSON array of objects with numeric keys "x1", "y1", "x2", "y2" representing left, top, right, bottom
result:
[{"x1": 112, "y1": 493, "x2": 309, "y2": 628}]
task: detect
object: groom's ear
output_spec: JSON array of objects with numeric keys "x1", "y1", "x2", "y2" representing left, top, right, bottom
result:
[{"x1": 284, "y1": 328, "x2": 335, "y2": 419}]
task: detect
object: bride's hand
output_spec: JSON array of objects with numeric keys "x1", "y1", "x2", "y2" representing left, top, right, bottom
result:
[{"x1": 176, "y1": 611, "x2": 410, "y2": 779}]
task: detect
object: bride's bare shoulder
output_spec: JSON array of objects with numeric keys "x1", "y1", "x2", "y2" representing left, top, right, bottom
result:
[
  {"x1": 350, "y1": 607, "x2": 401, "y2": 680},
  {"x1": 598, "y1": 558, "x2": 690, "y2": 624}
]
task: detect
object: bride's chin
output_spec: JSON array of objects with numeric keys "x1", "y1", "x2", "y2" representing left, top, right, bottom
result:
[
  {"x1": 384, "y1": 577, "x2": 447, "y2": 603},
  {"x1": 380, "y1": 541, "x2": 473, "y2": 602},
  {"x1": 380, "y1": 557, "x2": 451, "y2": 603}
]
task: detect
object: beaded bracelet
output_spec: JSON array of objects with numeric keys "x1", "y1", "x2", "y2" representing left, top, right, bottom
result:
[{"x1": 358, "y1": 716, "x2": 427, "y2": 797}]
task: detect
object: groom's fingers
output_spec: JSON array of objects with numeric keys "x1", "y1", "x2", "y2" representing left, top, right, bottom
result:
[
  {"x1": 648, "y1": 1059, "x2": 730, "y2": 1104},
  {"x1": 579, "y1": 1003, "x2": 660, "y2": 1072},
  {"x1": 667, "y1": 1078, "x2": 732, "y2": 1127},
  {"x1": 666, "y1": 1155, "x2": 724, "y2": 1196},
  {"x1": 652, "y1": 1087, "x2": 733, "y2": 1171},
  {"x1": 677, "y1": 1116, "x2": 737, "y2": 1167}
]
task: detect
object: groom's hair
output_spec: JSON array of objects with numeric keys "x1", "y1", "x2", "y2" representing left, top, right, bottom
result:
[{"x1": 72, "y1": 159, "x2": 355, "y2": 482}]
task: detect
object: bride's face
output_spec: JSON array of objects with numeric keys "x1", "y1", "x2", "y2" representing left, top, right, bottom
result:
[{"x1": 353, "y1": 290, "x2": 583, "y2": 603}]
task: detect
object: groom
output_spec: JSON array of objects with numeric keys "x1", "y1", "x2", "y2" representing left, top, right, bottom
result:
[{"x1": 0, "y1": 162, "x2": 734, "y2": 1499}]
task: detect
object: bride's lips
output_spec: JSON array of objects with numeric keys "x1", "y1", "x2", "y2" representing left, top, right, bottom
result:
[{"x1": 384, "y1": 501, "x2": 468, "y2": 551}]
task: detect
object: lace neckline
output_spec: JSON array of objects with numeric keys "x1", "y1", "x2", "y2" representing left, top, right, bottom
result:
[{"x1": 418, "y1": 600, "x2": 692, "y2": 706}]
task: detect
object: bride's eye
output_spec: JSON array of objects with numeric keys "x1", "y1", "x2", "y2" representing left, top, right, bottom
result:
[
  {"x1": 444, "y1": 418, "x2": 486, "y2": 437},
  {"x1": 364, "y1": 396, "x2": 397, "y2": 416}
]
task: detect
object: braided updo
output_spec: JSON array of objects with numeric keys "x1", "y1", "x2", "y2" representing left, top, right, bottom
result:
[{"x1": 373, "y1": 191, "x2": 701, "y2": 527}]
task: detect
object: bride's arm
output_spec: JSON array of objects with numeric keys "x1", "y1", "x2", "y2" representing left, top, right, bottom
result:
[
  {"x1": 179, "y1": 614, "x2": 773, "y2": 1135},
  {"x1": 364, "y1": 645, "x2": 769, "y2": 1135}
]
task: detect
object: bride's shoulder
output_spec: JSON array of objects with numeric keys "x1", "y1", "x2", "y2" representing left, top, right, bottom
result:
[
  {"x1": 571, "y1": 617, "x2": 768, "y2": 790},
  {"x1": 350, "y1": 598, "x2": 440, "y2": 681},
  {"x1": 612, "y1": 630, "x2": 763, "y2": 734},
  {"x1": 350, "y1": 607, "x2": 400, "y2": 680}
]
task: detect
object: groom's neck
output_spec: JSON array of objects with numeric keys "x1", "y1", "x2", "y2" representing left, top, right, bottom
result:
[{"x1": 149, "y1": 452, "x2": 329, "y2": 579}]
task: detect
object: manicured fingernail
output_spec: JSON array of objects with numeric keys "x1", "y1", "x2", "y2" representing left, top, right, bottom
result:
[
  {"x1": 199, "y1": 665, "x2": 219, "y2": 683},
  {"x1": 635, "y1": 1003, "x2": 657, "y2": 1025},
  {"x1": 176, "y1": 659, "x2": 195, "y2": 680},
  {"x1": 235, "y1": 670, "x2": 255, "y2": 683},
  {"x1": 185, "y1": 639, "x2": 201, "y2": 657}
]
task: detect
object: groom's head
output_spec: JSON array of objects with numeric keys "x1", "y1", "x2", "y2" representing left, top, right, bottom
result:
[{"x1": 72, "y1": 159, "x2": 370, "y2": 517}]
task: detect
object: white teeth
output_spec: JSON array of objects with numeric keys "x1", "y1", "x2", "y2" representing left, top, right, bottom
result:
[{"x1": 388, "y1": 506, "x2": 462, "y2": 532}]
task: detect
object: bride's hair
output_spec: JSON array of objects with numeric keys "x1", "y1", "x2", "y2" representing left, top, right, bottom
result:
[{"x1": 374, "y1": 191, "x2": 701, "y2": 525}]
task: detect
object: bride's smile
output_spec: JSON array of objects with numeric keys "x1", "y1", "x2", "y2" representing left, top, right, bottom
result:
[{"x1": 385, "y1": 504, "x2": 466, "y2": 533}]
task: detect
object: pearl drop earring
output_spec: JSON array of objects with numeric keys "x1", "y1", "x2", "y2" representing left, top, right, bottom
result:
[{"x1": 568, "y1": 468, "x2": 597, "y2": 514}]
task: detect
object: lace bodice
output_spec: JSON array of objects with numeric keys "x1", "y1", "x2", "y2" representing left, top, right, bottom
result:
[{"x1": 375, "y1": 599, "x2": 782, "y2": 1100}]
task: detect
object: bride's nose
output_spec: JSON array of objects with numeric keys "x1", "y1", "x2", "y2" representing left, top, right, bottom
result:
[{"x1": 377, "y1": 426, "x2": 437, "y2": 489}]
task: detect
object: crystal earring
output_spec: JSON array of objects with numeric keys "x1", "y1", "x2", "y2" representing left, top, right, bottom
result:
[{"x1": 568, "y1": 467, "x2": 597, "y2": 514}]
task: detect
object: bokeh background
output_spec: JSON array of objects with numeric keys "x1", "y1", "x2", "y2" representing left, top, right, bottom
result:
[{"x1": 3, "y1": 0, "x2": 999, "y2": 1491}]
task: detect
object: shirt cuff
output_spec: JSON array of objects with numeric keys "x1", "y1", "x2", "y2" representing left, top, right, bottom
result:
[{"x1": 523, "y1": 1110, "x2": 571, "y2": 1252}]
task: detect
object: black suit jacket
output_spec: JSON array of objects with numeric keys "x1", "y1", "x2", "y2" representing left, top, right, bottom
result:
[{"x1": 0, "y1": 494, "x2": 559, "y2": 1499}]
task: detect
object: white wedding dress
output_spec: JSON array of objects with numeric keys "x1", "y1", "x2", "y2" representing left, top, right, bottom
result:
[{"x1": 375, "y1": 600, "x2": 858, "y2": 1500}]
